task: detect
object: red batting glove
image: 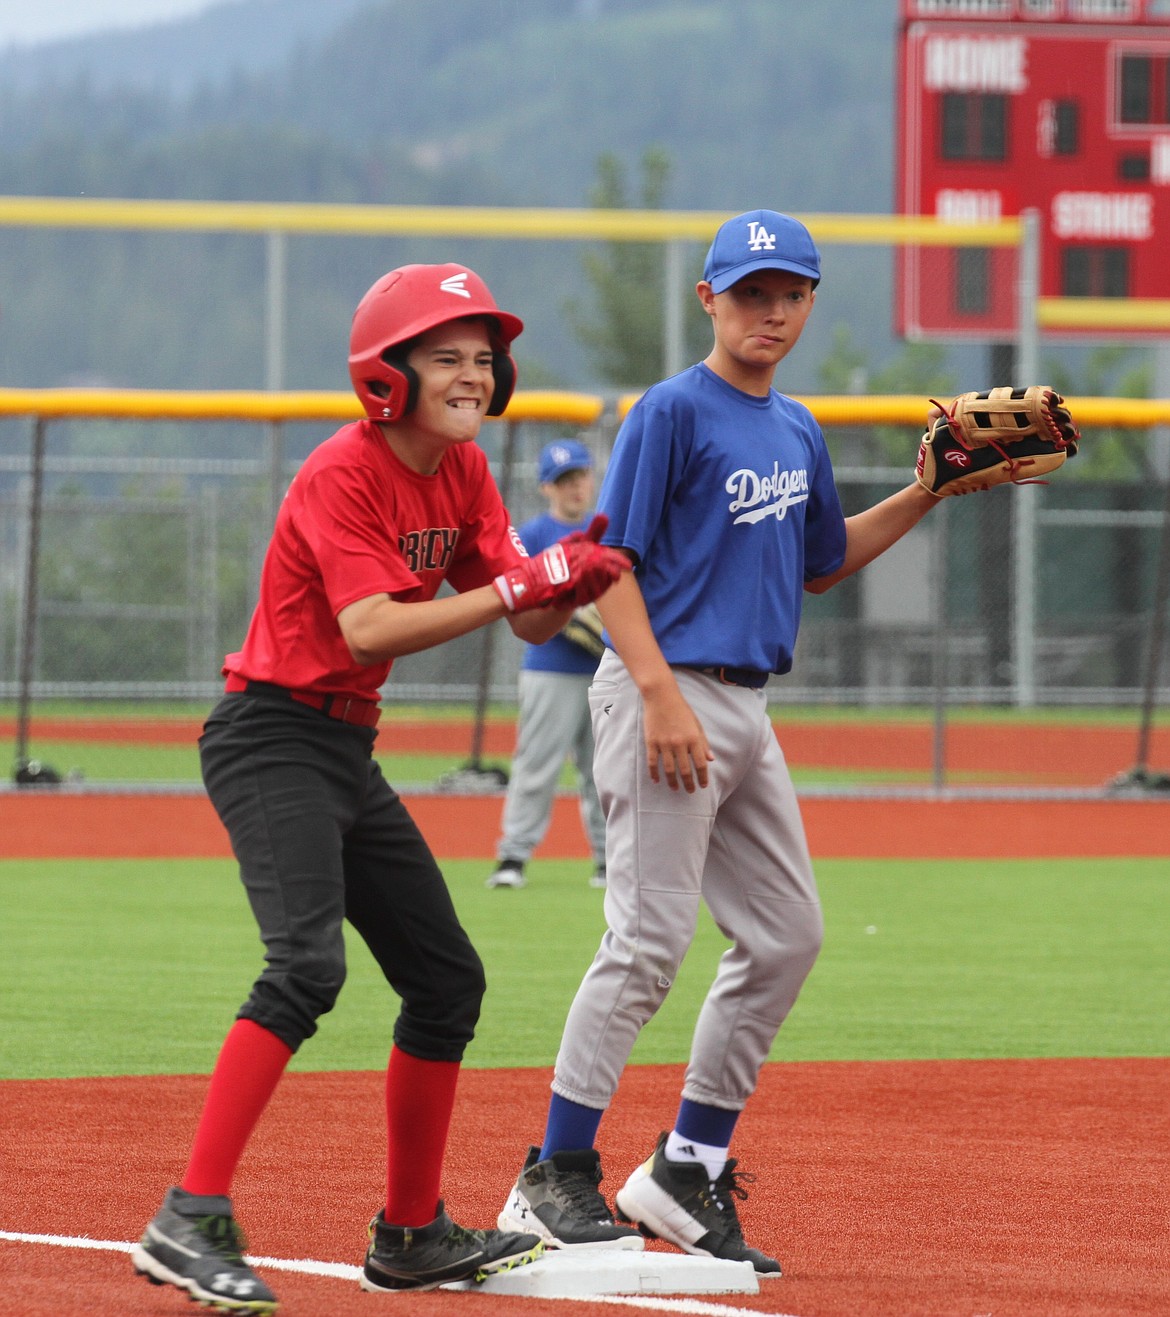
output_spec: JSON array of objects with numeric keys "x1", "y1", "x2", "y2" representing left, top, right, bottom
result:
[
  {"x1": 550, "y1": 540, "x2": 630, "y2": 607},
  {"x1": 492, "y1": 514, "x2": 629, "y2": 613},
  {"x1": 492, "y1": 542, "x2": 572, "y2": 612},
  {"x1": 552, "y1": 514, "x2": 630, "y2": 606}
]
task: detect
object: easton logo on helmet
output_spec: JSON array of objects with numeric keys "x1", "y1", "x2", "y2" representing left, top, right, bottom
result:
[{"x1": 439, "y1": 272, "x2": 471, "y2": 299}]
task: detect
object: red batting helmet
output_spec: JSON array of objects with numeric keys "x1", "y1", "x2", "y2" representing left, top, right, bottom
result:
[{"x1": 348, "y1": 263, "x2": 524, "y2": 421}]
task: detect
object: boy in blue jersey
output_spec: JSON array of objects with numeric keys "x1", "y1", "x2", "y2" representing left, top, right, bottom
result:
[
  {"x1": 486, "y1": 440, "x2": 608, "y2": 890},
  {"x1": 499, "y1": 211, "x2": 948, "y2": 1272}
]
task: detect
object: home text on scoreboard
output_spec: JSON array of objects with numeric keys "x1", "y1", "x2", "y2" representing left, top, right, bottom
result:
[{"x1": 897, "y1": 0, "x2": 1170, "y2": 338}]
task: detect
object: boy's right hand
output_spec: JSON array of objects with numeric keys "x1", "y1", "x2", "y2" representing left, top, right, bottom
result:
[{"x1": 492, "y1": 515, "x2": 629, "y2": 613}]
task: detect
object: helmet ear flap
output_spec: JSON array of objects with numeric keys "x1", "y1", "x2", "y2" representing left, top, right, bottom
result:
[
  {"x1": 374, "y1": 351, "x2": 419, "y2": 420},
  {"x1": 486, "y1": 350, "x2": 516, "y2": 417}
]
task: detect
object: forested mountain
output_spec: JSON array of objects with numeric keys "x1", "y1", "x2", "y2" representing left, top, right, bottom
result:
[
  {"x1": 0, "y1": 0, "x2": 900, "y2": 395},
  {"x1": 0, "y1": 1, "x2": 373, "y2": 97}
]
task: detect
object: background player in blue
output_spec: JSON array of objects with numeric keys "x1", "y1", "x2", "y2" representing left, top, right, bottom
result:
[
  {"x1": 499, "y1": 211, "x2": 952, "y2": 1272},
  {"x1": 487, "y1": 440, "x2": 608, "y2": 890}
]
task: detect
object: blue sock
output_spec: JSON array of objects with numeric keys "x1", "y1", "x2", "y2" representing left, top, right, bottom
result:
[
  {"x1": 674, "y1": 1097, "x2": 739, "y2": 1148},
  {"x1": 540, "y1": 1093, "x2": 604, "y2": 1160}
]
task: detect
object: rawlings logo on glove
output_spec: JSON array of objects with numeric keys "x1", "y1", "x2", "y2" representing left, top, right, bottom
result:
[{"x1": 915, "y1": 385, "x2": 1080, "y2": 498}]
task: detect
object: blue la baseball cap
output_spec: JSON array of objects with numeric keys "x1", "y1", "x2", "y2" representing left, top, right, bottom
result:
[
  {"x1": 703, "y1": 209, "x2": 821, "y2": 293},
  {"x1": 538, "y1": 439, "x2": 593, "y2": 484}
]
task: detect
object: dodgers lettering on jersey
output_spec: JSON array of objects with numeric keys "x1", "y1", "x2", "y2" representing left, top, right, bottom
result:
[
  {"x1": 597, "y1": 363, "x2": 846, "y2": 676},
  {"x1": 726, "y1": 463, "x2": 810, "y2": 524}
]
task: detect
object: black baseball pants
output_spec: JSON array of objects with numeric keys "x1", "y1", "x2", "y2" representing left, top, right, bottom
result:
[{"x1": 199, "y1": 691, "x2": 485, "y2": 1060}]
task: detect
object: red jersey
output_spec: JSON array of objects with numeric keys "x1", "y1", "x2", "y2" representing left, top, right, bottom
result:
[{"x1": 225, "y1": 419, "x2": 526, "y2": 701}]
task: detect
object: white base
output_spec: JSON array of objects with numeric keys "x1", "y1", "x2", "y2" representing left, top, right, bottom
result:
[{"x1": 444, "y1": 1248, "x2": 760, "y2": 1297}]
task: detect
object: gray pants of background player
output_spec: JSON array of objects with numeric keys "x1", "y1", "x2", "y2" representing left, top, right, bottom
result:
[
  {"x1": 551, "y1": 651, "x2": 824, "y2": 1113},
  {"x1": 497, "y1": 669, "x2": 606, "y2": 867}
]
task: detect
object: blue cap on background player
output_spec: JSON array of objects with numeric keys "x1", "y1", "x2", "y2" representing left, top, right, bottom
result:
[
  {"x1": 538, "y1": 439, "x2": 593, "y2": 484},
  {"x1": 703, "y1": 209, "x2": 821, "y2": 293}
]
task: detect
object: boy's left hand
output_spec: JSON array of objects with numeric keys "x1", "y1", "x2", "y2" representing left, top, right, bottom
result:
[{"x1": 916, "y1": 385, "x2": 1079, "y2": 497}]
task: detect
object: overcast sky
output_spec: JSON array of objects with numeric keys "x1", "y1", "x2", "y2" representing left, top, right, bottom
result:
[{"x1": 0, "y1": 0, "x2": 217, "y2": 48}]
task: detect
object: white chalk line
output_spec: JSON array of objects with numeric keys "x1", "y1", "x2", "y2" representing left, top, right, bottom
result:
[
  {"x1": 0, "y1": 1230, "x2": 359, "y2": 1280},
  {"x1": 0, "y1": 1230, "x2": 804, "y2": 1316}
]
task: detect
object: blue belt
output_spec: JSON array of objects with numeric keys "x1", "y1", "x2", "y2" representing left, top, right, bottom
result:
[{"x1": 690, "y1": 666, "x2": 770, "y2": 690}]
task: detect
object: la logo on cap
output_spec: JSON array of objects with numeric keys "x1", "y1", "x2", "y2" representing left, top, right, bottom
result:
[{"x1": 746, "y1": 220, "x2": 776, "y2": 252}]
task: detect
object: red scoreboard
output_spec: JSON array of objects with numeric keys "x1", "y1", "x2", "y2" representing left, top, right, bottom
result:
[{"x1": 897, "y1": 0, "x2": 1170, "y2": 338}]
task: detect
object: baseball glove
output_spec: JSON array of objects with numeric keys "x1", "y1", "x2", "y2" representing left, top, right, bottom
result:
[
  {"x1": 561, "y1": 602, "x2": 606, "y2": 658},
  {"x1": 915, "y1": 385, "x2": 1080, "y2": 497}
]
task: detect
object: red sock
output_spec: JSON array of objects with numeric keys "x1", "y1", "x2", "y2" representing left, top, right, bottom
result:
[
  {"x1": 384, "y1": 1046, "x2": 460, "y2": 1226},
  {"x1": 181, "y1": 1018, "x2": 293, "y2": 1198}
]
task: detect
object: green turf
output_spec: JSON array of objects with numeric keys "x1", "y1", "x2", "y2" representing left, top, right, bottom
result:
[
  {"x1": 2, "y1": 856, "x2": 1166, "y2": 1080},
  {"x1": 11, "y1": 738, "x2": 928, "y2": 788},
  {"x1": 11, "y1": 739, "x2": 483, "y2": 786},
  {"x1": 12, "y1": 740, "x2": 202, "y2": 782}
]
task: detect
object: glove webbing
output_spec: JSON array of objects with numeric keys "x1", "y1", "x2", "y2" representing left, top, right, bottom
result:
[{"x1": 929, "y1": 397, "x2": 1045, "y2": 488}]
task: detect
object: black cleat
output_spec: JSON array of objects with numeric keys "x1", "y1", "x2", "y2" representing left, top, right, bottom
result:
[
  {"x1": 360, "y1": 1201, "x2": 543, "y2": 1292},
  {"x1": 130, "y1": 1187, "x2": 278, "y2": 1313},
  {"x1": 499, "y1": 1145, "x2": 644, "y2": 1249},
  {"x1": 486, "y1": 859, "x2": 527, "y2": 889},
  {"x1": 615, "y1": 1132, "x2": 782, "y2": 1276}
]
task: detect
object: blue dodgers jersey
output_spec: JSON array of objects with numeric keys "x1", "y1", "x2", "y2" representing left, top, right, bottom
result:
[
  {"x1": 519, "y1": 512, "x2": 600, "y2": 674},
  {"x1": 597, "y1": 363, "x2": 846, "y2": 675}
]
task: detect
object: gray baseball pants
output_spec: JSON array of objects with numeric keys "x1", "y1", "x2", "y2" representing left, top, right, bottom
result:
[
  {"x1": 497, "y1": 669, "x2": 606, "y2": 866},
  {"x1": 551, "y1": 651, "x2": 823, "y2": 1112}
]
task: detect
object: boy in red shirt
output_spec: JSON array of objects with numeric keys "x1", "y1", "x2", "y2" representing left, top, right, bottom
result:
[{"x1": 131, "y1": 263, "x2": 628, "y2": 1310}]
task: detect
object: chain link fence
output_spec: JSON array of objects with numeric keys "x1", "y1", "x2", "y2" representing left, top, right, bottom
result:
[{"x1": 3, "y1": 401, "x2": 1169, "y2": 795}]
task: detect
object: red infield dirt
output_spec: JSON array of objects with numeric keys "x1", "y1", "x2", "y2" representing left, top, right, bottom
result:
[
  {"x1": 3, "y1": 718, "x2": 1168, "y2": 1316},
  {"x1": 5, "y1": 714, "x2": 1170, "y2": 858},
  {"x1": 4, "y1": 1059, "x2": 1168, "y2": 1317},
  {"x1": 3, "y1": 789, "x2": 1169, "y2": 859}
]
